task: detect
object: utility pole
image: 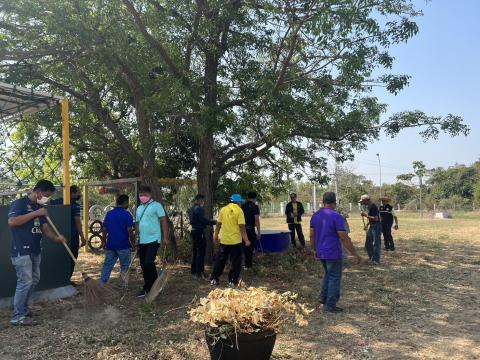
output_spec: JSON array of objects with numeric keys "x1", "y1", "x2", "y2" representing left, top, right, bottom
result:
[
  {"x1": 312, "y1": 182, "x2": 316, "y2": 211},
  {"x1": 376, "y1": 153, "x2": 382, "y2": 196},
  {"x1": 412, "y1": 161, "x2": 427, "y2": 218},
  {"x1": 334, "y1": 159, "x2": 339, "y2": 200},
  {"x1": 419, "y1": 175, "x2": 423, "y2": 218}
]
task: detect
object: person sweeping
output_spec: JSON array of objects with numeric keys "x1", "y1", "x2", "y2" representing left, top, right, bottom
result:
[
  {"x1": 100, "y1": 194, "x2": 135, "y2": 288},
  {"x1": 135, "y1": 185, "x2": 169, "y2": 298},
  {"x1": 7, "y1": 180, "x2": 66, "y2": 326}
]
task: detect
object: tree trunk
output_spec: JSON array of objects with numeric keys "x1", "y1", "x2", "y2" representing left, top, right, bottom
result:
[
  {"x1": 136, "y1": 110, "x2": 162, "y2": 200},
  {"x1": 197, "y1": 133, "x2": 217, "y2": 264},
  {"x1": 196, "y1": 34, "x2": 221, "y2": 263},
  {"x1": 140, "y1": 161, "x2": 161, "y2": 200}
]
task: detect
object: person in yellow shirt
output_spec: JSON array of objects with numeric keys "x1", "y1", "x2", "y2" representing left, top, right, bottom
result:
[{"x1": 210, "y1": 194, "x2": 251, "y2": 287}]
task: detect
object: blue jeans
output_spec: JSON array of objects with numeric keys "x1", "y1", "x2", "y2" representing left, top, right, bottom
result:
[
  {"x1": 320, "y1": 259, "x2": 342, "y2": 311},
  {"x1": 100, "y1": 249, "x2": 132, "y2": 285},
  {"x1": 365, "y1": 223, "x2": 382, "y2": 263},
  {"x1": 11, "y1": 254, "x2": 41, "y2": 322}
]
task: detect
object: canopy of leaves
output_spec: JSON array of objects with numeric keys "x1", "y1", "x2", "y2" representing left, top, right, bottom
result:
[{"x1": 0, "y1": 0, "x2": 470, "y2": 198}]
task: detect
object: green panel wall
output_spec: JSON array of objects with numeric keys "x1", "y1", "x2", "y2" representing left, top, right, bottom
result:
[{"x1": 0, "y1": 205, "x2": 72, "y2": 298}]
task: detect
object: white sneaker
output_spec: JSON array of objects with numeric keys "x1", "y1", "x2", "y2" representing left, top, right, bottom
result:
[
  {"x1": 210, "y1": 279, "x2": 219, "y2": 286},
  {"x1": 227, "y1": 281, "x2": 236, "y2": 288}
]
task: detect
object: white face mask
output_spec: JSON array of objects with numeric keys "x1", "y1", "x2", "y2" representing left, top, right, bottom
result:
[{"x1": 37, "y1": 196, "x2": 51, "y2": 205}]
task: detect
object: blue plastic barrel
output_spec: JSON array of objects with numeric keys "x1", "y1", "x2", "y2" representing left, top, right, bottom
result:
[{"x1": 254, "y1": 230, "x2": 290, "y2": 253}]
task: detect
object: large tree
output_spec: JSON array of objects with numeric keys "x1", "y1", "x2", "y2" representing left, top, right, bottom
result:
[{"x1": 0, "y1": 1, "x2": 469, "y2": 226}]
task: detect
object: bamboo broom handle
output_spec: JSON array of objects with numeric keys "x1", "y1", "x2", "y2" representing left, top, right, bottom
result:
[{"x1": 46, "y1": 215, "x2": 78, "y2": 264}]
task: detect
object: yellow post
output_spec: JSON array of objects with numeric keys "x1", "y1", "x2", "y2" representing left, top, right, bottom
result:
[
  {"x1": 61, "y1": 97, "x2": 71, "y2": 205},
  {"x1": 82, "y1": 185, "x2": 89, "y2": 253}
]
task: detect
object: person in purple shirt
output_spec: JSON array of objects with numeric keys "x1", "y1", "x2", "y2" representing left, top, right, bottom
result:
[{"x1": 310, "y1": 192, "x2": 361, "y2": 313}]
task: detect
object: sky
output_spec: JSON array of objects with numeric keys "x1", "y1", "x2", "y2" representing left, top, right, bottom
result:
[{"x1": 343, "y1": 0, "x2": 480, "y2": 185}]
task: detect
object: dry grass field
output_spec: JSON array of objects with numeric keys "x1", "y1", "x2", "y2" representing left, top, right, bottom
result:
[{"x1": 1, "y1": 212, "x2": 479, "y2": 360}]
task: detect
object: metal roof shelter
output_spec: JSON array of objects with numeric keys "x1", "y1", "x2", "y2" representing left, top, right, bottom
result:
[
  {"x1": 0, "y1": 81, "x2": 62, "y2": 120},
  {"x1": 0, "y1": 81, "x2": 71, "y2": 202},
  {"x1": 0, "y1": 82, "x2": 75, "y2": 305}
]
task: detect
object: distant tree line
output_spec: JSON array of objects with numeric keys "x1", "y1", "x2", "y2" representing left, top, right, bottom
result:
[
  {"x1": 260, "y1": 160, "x2": 480, "y2": 213},
  {"x1": 334, "y1": 161, "x2": 480, "y2": 211}
]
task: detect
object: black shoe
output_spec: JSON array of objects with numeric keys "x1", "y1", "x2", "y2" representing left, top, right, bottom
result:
[
  {"x1": 319, "y1": 299, "x2": 326, "y2": 305},
  {"x1": 136, "y1": 289, "x2": 148, "y2": 298},
  {"x1": 325, "y1": 306, "x2": 344, "y2": 313}
]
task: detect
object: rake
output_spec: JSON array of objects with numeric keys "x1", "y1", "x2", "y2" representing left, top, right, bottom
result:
[{"x1": 46, "y1": 216, "x2": 115, "y2": 305}]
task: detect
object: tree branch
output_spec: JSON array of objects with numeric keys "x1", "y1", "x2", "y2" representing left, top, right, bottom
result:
[
  {"x1": 122, "y1": 0, "x2": 185, "y2": 81},
  {"x1": 221, "y1": 144, "x2": 273, "y2": 173},
  {"x1": 35, "y1": 73, "x2": 142, "y2": 162}
]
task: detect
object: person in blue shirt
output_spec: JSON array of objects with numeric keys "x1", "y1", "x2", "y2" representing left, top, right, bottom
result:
[
  {"x1": 135, "y1": 185, "x2": 169, "y2": 298},
  {"x1": 8, "y1": 179, "x2": 67, "y2": 326},
  {"x1": 100, "y1": 194, "x2": 135, "y2": 288}
]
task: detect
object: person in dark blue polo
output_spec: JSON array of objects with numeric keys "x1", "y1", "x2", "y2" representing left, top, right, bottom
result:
[
  {"x1": 242, "y1": 191, "x2": 261, "y2": 270},
  {"x1": 100, "y1": 194, "x2": 135, "y2": 287},
  {"x1": 8, "y1": 180, "x2": 66, "y2": 326},
  {"x1": 50, "y1": 185, "x2": 87, "y2": 283},
  {"x1": 188, "y1": 194, "x2": 217, "y2": 280}
]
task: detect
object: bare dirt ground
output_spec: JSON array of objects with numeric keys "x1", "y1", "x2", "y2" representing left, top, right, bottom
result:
[{"x1": 1, "y1": 212, "x2": 479, "y2": 360}]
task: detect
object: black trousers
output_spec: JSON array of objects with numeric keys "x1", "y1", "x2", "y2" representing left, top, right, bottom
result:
[
  {"x1": 191, "y1": 229, "x2": 206, "y2": 275},
  {"x1": 244, "y1": 228, "x2": 256, "y2": 268},
  {"x1": 211, "y1": 244, "x2": 243, "y2": 284},
  {"x1": 138, "y1": 242, "x2": 160, "y2": 292},
  {"x1": 288, "y1": 223, "x2": 305, "y2": 248},
  {"x1": 69, "y1": 234, "x2": 80, "y2": 279},
  {"x1": 382, "y1": 223, "x2": 395, "y2": 250}
]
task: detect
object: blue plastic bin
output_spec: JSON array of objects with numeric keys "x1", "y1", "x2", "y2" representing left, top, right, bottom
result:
[{"x1": 254, "y1": 230, "x2": 290, "y2": 253}]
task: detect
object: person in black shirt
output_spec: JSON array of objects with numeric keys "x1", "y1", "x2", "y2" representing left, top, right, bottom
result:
[
  {"x1": 188, "y1": 194, "x2": 217, "y2": 279},
  {"x1": 379, "y1": 197, "x2": 399, "y2": 251},
  {"x1": 360, "y1": 194, "x2": 382, "y2": 265},
  {"x1": 285, "y1": 192, "x2": 306, "y2": 248},
  {"x1": 241, "y1": 192, "x2": 261, "y2": 270}
]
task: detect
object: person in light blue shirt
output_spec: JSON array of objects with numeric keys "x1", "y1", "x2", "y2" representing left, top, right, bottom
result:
[{"x1": 135, "y1": 185, "x2": 169, "y2": 298}]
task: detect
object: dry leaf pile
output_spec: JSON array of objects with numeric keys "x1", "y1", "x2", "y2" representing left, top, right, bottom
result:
[{"x1": 189, "y1": 286, "x2": 312, "y2": 340}]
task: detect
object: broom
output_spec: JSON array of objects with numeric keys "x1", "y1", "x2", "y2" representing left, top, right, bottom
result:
[
  {"x1": 145, "y1": 241, "x2": 170, "y2": 303},
  {"x1": 46, "y1": 216, "x2": 116, "y2": 305}
]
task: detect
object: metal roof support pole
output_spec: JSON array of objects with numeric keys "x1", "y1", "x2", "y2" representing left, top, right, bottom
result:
[
  {"x1": 61, "y1": 97, "x2": 70, "y2": 205},
  {"x1": 82, "y1": 184, "x2": 89, "y2": 253}
]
